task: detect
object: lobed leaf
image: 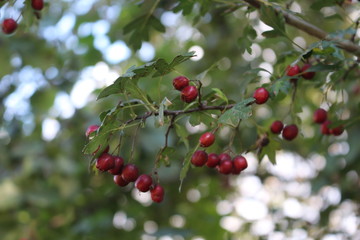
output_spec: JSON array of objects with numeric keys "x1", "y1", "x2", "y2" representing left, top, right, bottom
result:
[{"x1": 218, "y1": 98, "x2": 254, "y2": 127}]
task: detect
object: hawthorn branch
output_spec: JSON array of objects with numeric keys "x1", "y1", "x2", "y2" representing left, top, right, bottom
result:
[{"x1": 242, "y1": 0, "x2": 360, "y2": 57}]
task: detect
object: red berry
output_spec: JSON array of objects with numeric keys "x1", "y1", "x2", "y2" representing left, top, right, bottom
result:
[
  {"x1": 2, "y1": 18, "x2": 17, "y2": 34},
  {"x1": 96, "y1": 153, "x2": 115, "y2": 171},
  {"x1": 121, "y1": 164, "x2": 139, "y2": 182},
  {"x1": 282, "y1": 124, "x2": 298, "y2": 141},
  {"x1": 253, "y1": 87, "x2": 269, "y2": 104},
  {"x1": 286, "y1": 65, "x2": 300, "y2": 82},
  {"x1": 113, "y1": 174, "x2": 129, "y2": 187},
  {"x1": 330, "y1": 125, "x2": 344, "y2": 136},
  {"x1": 181, "y1": 85, "x2": 198, "y2": 103},
  {"x1": 217, "y1": 159, "x2": 233, "y2": 175},
  {"x1": 31, "y1": 0, "x2": 44, "y2": 11},
  {"x1": 173, "y1": 76, "x2": 190, "y2": 91},
  {"x1": 206, "y1": 153, "x2": 220, "y2": 168},
  {"x1": 218, "y1": 153, "x2": 231, "y2": 163},
  {"x1": 301, "y1": 64, "x2": 315, "y2": 80},
  {"x1": 313, "y1": 108, "x2": 327, "y2": 124},
  {"x1": 232, "y1": 156, "x2": 248, "y2": 174},
  {"x1": 108, "y1": 156, "x2": 124, "y2": 175},
  {"x1": 150, "y1": 184, "x2": 164, "y2": 203},
  {"x1": 286, "y1": 65, "x2": 300, "y2": 77},
  {"x1": 191, "y1": 150, "x2": 208, "y2": 167},
  {"x1": 199, "y1": 132, "x2": 215, "y2": 147},
  {"x1": 85, "y1": 124, "x2": 99, "y2": 138},
  {"x1": 135, "y1": 174, "x2": 153, "y2": 192},
  {"x1": 321, "y1": 121, "x2": 331, "y2": 135},
  {"x1": 270, "y1": 120, "x2": 284, "y2": 134}
]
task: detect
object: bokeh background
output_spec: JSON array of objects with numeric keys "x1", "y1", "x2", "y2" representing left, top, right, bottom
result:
[{"x1": 0, "y1": 0, "x2": 359, "y2": 239}]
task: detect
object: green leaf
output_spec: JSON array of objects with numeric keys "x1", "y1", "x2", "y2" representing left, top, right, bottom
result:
[
  {"x1": 169, "y1": 51, "x2": 196, "y2": 68},
  {"x1": 98, "y1": 53, "x2": 195, "y2": 99},
  {"x1": 153, "y1": 52, "x2": 196, "y2": 77},
  {"x1": 189, "y1": 112, "x2": 215, "y2": 127},
  {"x1": 307, "y1": 63, "x2": 342, "y2": 72},
  {"x1": 124, "y1": 14, "x2": 165, "y2": 50},
  {"x1": 123, "y1": 15, "x2": 146, "y2": 34},
  {"x1": 126, "y1": 82, "x2": 153, "y2": 108},
  {"x1": 157, "y1": 147, "x2": 176, "y2": 167},
  {"x1": 270, "y1": 77, "x2": 292, "y2": 95},
  {"x1": 149, "y1": 15, "x2": 166, "y2": 32},
  {"x1": 310, "y1": 0, "x2": 338, "y2": 10},
  {"x1": 179, "y1": 146, "x2": 199, "y2": 192},
  {"x1": 259, "y1": 5, "x2": 286, "y2": 37},
  {"x1": 82, "y1": 133, "x2": 109, "y2": 156},
  {"x1": 218, "y1": 98, "x2": 254, "y2": 127},
  {"x1": 258, "y1": 136, "x2": 281, "y2": 164},
  {"x1": 97, "y1": 77, "x2": 126, "y2": 100},
  {"x1": 262, "y1": 30, "x2": 282, "y2": 38},
  {"x1": 173, "y1": 0, "x2": 197, "y2": 15},
  {"x1": 212, "y1": 88, "x2": 228, "y2": 104},
  {"x1": 153, "y1": 59, "x2": 172, "y2": 77},
  {"x1": 175, "y1": 124, "x2": 190, "y2": 150}
]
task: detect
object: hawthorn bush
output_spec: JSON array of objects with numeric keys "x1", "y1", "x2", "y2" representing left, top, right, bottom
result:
[{"x1": 1, "y1": 0, "x2": 360, "y2": 239}]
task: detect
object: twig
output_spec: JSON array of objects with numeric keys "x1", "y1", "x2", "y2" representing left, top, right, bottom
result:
[
  {"x1": 242, "y1": 0, "x2": 360, "y2": 57},
  {"x1": 351, "y1": 18, "x2": 359, "y2": 43},
  {"x1": 164, "y1": 115, "x2": 176, "y2": 148},
  {"x1": 130, "y1": 122, "x2": 142, "y2": 162}
]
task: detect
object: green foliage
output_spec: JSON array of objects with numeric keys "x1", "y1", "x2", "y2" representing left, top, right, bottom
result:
[
  {"x1": 97, "y1": 52, "x2": 195, "y2": 99},
  {"x1": 218, "y1": 98, "x2": 254, "y2": 127},
  {"x1": 1, "y1": 0, "x2": 360, "y2": 239}
]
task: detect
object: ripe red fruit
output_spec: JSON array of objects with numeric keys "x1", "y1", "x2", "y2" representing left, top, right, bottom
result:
[
  {"x1": 113, "y1": 174, "x2": 129, "y2": 187},
  {"x1": 301, "y1": 64, "x2": 315, "y2": 80},
  {"x1": 286, "y1": 65, "x2": 300, "y2": 82},
  {"x1": 218, "y1": 153, "x2": 231, "y2": 163},
  {"x1": 2, "y1": 18, "x2": 17, "y2": 34},
  {"x1": 191, "y1": 150, "x2": 208, "y2": 167},
  {"x1": 199, "y1": 132, "x2": 215, "y2": 147},
  {"x1": 121, "y1": 164, "x2": 139, "y2": 182},
  {"x1": 321, "y1": 120, "x2": 331, "y2": 135},
  {"x1": 313, "y1": 108, "x2": 327, "y2": 124},
  {"x1": 282, "y1": 124, "x2": 298, "y2": 141},
  {"x1": 330, "y1": 125, "x2": 344, "y2": 136},
  {"x1": 206, "y1": 153, "x2": 220, "y2": 168},
  {"x1": 31, "y1": 0, "x2": 44, "y2": 10},
  {"x1": 150, "y1": 184, "x2": 164, "y2": 203},
  {"x1": 270, "y1": 120, "x2": 284, "y2": 134},
  {"x1": 135, "y1": 174, "x2": 153, "y2": 192},
  {"x1": 173, "y1": 76, "x2": 190, "y2": 91},
  {"x1": 181, "y1": 85, "x2": 198, "y2": 103},
  {"x1": 85, "y1": 124, "x2": 99, "y2": 138},
  {"x1": 253, "y1": 87, "x2": 269, "y2": 104},
  {"x1": 217, "y1": 159, "x2": 233, "y2": 175},
  {"x1": 108, "y1": 156, "x2": 124, "y2": 175},
  {"x1": 232, "y1": 156, "x2": 248, "y2": 174},
  {"x1": 96, "y1": 153, "x2": 115, "y2": 171}
]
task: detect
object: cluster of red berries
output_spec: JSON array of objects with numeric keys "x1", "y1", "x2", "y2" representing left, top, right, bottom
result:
[
  {"x1": 1, "y1": 0, "x2": 44, "y2": 35},
  {"x1": 313, "y1": 108, "x2": 344, "y2": 136},
  {"x1": 270, "y1": 121, "x2": 299, "y2": 141},
  {"x1": 191, "y1": 151, "x2": 248, "y2": 175},
  {"x1": 286, "y1": 63, "x2": 316, "y2": 82},
  {"x1": 86, "y1": 125, "x2": 164, "y2": 203},
  {"x1": 191, "y1": 132, "x2": 248, "y2": 174},
  {"x1": 173, "y1": 76, "x2": 199, "y2": 103}
]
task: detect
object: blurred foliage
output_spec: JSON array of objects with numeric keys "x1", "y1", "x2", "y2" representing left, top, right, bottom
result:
[{"x1": 1, "y1": 0, "x2": 360, "y2": 239}]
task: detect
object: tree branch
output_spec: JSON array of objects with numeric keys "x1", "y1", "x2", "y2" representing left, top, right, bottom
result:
[{"x1": 243, "y1": 0, "x2": 360, "y2": 57}]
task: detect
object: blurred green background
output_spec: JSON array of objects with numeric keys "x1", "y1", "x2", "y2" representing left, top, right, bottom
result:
[{"x1": 0, "y1": 0, "x2": 359, "y2": 239}]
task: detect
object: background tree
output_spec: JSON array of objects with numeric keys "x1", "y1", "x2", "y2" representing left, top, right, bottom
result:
[{"x1": 0, "y1": 0, "x2": 359, "y2": 239}]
